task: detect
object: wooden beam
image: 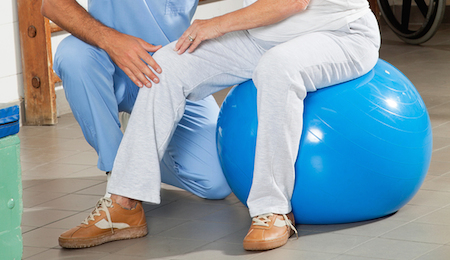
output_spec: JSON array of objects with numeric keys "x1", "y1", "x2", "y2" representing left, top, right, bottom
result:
[
  {"x1": 17, "y1": 0, "x2": 57, "y2": 125},
  {"x1": 49, "y1": 22, "x2": 63, "y2": 33}
]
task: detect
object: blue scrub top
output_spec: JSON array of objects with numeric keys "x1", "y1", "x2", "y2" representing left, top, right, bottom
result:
[{"x1": 88, "y1": 0, "x2": 199, "y2": 46}]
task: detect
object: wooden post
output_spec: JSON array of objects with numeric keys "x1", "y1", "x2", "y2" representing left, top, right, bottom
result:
[{"x1": 17, "y1": 0, "x2": 57, "y2": 125}]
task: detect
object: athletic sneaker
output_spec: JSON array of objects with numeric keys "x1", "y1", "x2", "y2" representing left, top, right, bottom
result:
[
  {"x1": 243, "y1": 212, "x2": 298, "y2": 251},
  {"x1": 59, "y1": 197, "x2": 148, "y2": 248}
]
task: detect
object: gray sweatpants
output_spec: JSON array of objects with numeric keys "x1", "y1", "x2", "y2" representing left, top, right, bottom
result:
[{"x1": 109, "y1": 12, "x2": 381, "y2": 217}]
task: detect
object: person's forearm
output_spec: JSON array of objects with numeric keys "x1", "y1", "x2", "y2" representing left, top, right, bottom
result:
[
  {"x1": 41, "y1": 0, "x2": 163, "y2": 88},
  {"x1": 175, "y1": 0, "x2": 310, "y2": 53},
  {"x1": 41, "y1": 0, "x2": 115, "y2": 51},
  {"x1": 215, "y1": 0, "x2": 309, "y2": 34}
]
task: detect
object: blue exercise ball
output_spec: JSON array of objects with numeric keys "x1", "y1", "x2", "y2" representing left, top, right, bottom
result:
[{"x1": 216, "y1": 59, "x2": 432, "y2": 224}]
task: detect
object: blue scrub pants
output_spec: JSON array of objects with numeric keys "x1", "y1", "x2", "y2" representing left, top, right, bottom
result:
[{"x1": 53, "y1": 0, "x2": 231, "y2": 199}]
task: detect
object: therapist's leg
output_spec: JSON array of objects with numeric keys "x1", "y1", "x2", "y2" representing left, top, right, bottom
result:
[
  {"x1": 57, "y1": 35, "x2": 230, "y2": 200},
  {"x1": 54, "y1": 35, "x2": 125, "y2": 172},
  {"x1": 161, "y1": 96, "x2": 231, "y2": 200}
]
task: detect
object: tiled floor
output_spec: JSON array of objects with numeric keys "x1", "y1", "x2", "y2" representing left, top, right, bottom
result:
[{"x1": 19, "y1": 20, "x2": 450, "y2": 260}]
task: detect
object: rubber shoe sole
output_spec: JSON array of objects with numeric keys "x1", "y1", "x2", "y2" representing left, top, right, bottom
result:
[
  {"x1": 243, "y1": 228, "x2": 294, "y2": 251},
  {"x1": 59, "y1": 223, "x2": 148, "y2": 249}
]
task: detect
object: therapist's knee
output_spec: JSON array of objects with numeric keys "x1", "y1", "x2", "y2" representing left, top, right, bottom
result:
[
  {"x1": 54, "y1": 35, "x2": 112, "y2": 79},
  {"x1": 202, "y1": 178, "x2": 232, "y2": 200}
]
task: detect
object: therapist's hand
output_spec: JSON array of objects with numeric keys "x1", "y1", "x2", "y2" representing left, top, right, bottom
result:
[
  {"x1": 104, "y1": 31, "x2": 163, "y2": 88},
  {"x1": 174, "y1": 17, "x2": 224, "y2": 54}
]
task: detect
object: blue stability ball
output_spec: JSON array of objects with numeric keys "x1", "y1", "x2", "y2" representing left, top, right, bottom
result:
[{"x1": 216, "y1": 60, "x2": 432, "y2": 224}]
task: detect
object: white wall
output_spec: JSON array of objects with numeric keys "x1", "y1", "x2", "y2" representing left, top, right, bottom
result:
[
  {"x1": 0, "y1": 0, "x2": 22, "y2": 104},
  {"x1": 1, "y1": 0, "x2": 242, "y2": 114}
]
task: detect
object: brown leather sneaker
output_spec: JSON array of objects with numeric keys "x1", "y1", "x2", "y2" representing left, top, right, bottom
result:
[
  {"x1": 243, "y1": 212, "x2": 297, "y2": 251},
  {"x1": 59, "y1": 197, "x2": 148, "y2": 248}
]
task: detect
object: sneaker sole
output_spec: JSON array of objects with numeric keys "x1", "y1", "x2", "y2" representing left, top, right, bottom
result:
[
  {"x1": 243, "y1": 236, "x2": 288, "y2": 251},
  {"x1": 243, "y1": 229, "x2": 294, "y2": 251},
  {"x1": 59, "y1": 223, "x2": 148, "y2": 249}
]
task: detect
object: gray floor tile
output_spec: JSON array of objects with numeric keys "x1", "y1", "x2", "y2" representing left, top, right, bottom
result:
[
  {"x1": 407, "y1": 189, "x2": 450, "y2": 207},
  {"x1": 18, "y1": 126, "x2": 59, "y2": 138},
  {"x1": 35, "y1": 193, "x2": 103, "y2": 211},
  {"x1": 22, "y1": 179, "x2": 53, "y2": 189},
  {"x1": 99, "y1": 254, "x2": 151, "y2": 260},
  {"x1": 332, "y1": 255, "x2": 383, "y2": 260},
  {"x1": 70, "y1": 237, "x2": 146, "y2": 255},
  {"x1": 333, "y1": 218, "x2": 408, "y2": 237},
  {"x1": 427, "y1": 160, "x2": 450, "y2": 176},
  {"x1": 65, "y1": 166, "x2": 106, "y2": 179},
  {"x1": 431, "y1": 145, "x2": 450, "y2": 162},
  {"x1": 155, "y1": 219, "x2": 247, "y2": 242},
  {"x1": 22, "y1": 163, "x2": 94, "y2": 180},
  {"x1": 248, "y1": 247, "x2": 338, "y2": 260},
  {"x1": 44, "y1": 210, "x2": 92, "y2": 230},
  {"x1": 48, "y1": 137, "x2": 94, "y2": 152},
  {"x1": 414, "y1": 207, "x2": 450, "y2": 226},
  {"x1": 173, "y1": 241, "x2": 261, "y2": 260},
  {"x1": 22, "y1": 227, "x2": 67, "y2": 248},
  {"x1": 21, "y1": 225, "x2": 38, "y2": 233},
  {"x1": 22, "y1": 208, "x2": 78, "y2": 227},
  {"x1": 421, "y1": 94, "x2": 450, "y2": 110},
  {"x1": 145, "y1": 216, "x2": 190, "y2": 236},
  {"x1": 431, "y1": 136, "x2": 450, "y2": 151},
  {"x1": 344, "y1": 238, "x2": 440, "y2": 260},
  {"x1": 282, "y1": 232, "x2": 372, "y2": 254},
  {"x1": 386, "y1": 204, "x2": 441, "y2": 222},
  {"x1": 197, "y1": 204, "x2": 251, "y2": 224},
  {"x1": 22, "y1": 247, "x2": 49, "y2": 259},
  {"x1": 24, "y1": 178, "x2": 103, "y2": 193},
  {"x1": 20, "y1": 148, "x2": 80, "y2": 164},
  {"x1": 21, "y1": 161, "x2": 46, "y2": 173},
  {"x1": 19, "y1": 136, "x2": 73, "y2": 150},
  {"x1": 113, "y1": 236, "x2": 209, "y2": 259},
  {"x1": 381, "y1": 222, "x2": 450, "y2": 244},
  {"x1": 145, "y1": 200, "x2": 227, "y2": 220},
  {"x1": 75, "y1": 182, "x2": 107, "y2": 196},
  {"x1": 24, "y1": 248, "x2": 108, "y2": 260},
  {"x1": 420, "y1": 175, "x2": 450, "y2": 192},
  {"x1": 416, "y1": 245, "x2": 450, "y2": 260},
  {"x1": 51, "y1": 150, "x2": 100, "y2": 166},
  {"x1": 215, "y1": 227, "x2": 252, "y2": 245}
]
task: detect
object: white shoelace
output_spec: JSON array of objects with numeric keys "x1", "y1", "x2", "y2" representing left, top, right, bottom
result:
[
  {"x1": 252, "y1": 213, "x2": 299, "y2": 238},
  {"x1": 82, "y1": 197, "x2": 115, "y2": 234}
]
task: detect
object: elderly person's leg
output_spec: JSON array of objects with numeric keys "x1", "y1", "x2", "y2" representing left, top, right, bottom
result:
[
  {"x1": 109, "y1": 31, "x2": 264, "y2": 203},
  {"x1": 244, "y1": 13, "x2": 380, "y2": 250}
]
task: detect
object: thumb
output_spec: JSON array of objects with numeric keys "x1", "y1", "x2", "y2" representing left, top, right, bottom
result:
[{"x1": 140, "y1": 39, "x2": 162, "y2": 52}]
